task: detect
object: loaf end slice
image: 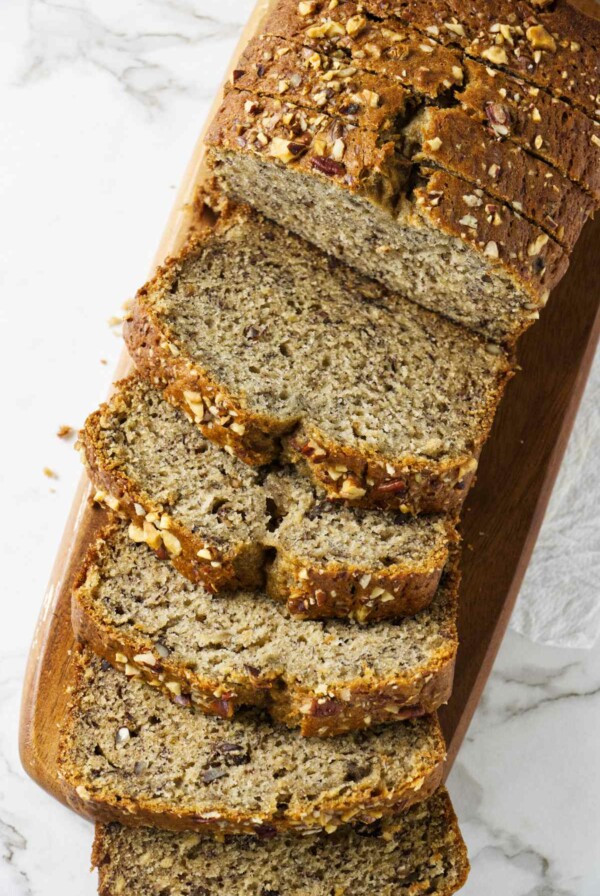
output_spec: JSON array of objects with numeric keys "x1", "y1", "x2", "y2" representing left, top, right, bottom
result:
[
  {"x1": 80, "y1": 377, "x2": 456, "y2": 621},
  {"x1": 72, "y1": 523, "x2": 458, "y2": 735},
  {"x1": 58, "y1": 649, "x2": 447, "y2": 834},
  {"x1": 124, "y1": 205, "x2": 513, "y2": 512},
  {"x1": 93, "y1": 787, "x2": 469, "y2": 896}
]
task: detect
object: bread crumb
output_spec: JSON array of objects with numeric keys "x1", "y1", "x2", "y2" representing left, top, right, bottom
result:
[
  {"x1": 100, "y1": 359, "x2": 108, "y2": 365},
  {"x1": 57, "y1": 425, "x2": 74, "y2": 440},
  {"x1": 43, "y1": 467, "x2": 58, "y2": 479}
]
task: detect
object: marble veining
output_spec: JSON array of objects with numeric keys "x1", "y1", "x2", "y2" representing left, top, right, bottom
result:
[{"x1": 1, "y1": 0, "x2": 599, "y2": 894}]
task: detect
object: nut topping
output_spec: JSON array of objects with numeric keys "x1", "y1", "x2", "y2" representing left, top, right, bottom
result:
[{"x1": 526, "y1": 24, "x2": 556, "y2": 53}]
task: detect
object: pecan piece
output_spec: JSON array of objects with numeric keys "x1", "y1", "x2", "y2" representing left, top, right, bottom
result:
[{"x1": 310, "y1": 156, "x2": 346, "y2": 177}]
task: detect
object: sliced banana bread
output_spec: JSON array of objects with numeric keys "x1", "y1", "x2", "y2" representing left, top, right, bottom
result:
[
  {"x1": 361, "y1": 0, "x2": 600, "y2": 120},
  {"x1": 58, "y1": 649, "x2": 447, "y2": 834},
  {"x1": 459, "y1": 59, "x2": 600, "y2": 202},
  {"x1": 206, "y1": 90, "x2": 569, "y2": 342},
  {"x1": 93, "y1": 787, "x2": 469, "y2": 896},
  {"x1": 81, "y1": 377, "x2": 456, "y2": 621},
  {"x1": 125, "y1": 204, "x2": 513, "y2": 510},
  {"x1": 72, "y1": 523, "x2": 458, "y2": 736},
  {"x1": 401, "y1": 105, "x2": 594, "y2": 249}
]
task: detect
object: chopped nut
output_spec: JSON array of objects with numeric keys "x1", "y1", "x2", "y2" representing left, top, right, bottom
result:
[
  {"x1": 345, "y1": 14, "x2": 367, "y2": 37},
  {"x1": 451, "y1": 65, "x2": 463, "y2": 82},
  {"x1": 134, "y1": 652, "x2": 157, "y2": 667},
  {"x1": 166, "y1": 681, "x2": 182, "y2": 697},
  {"x1": 56, "y1": 424, "x2": 74, "y2": 439},
  {"x1": 115, "y1": 726, "x2": 131, "y2": 745},
  {"x1": 268, "y1": 136, "x2": 296, "y2": 163},
  {"x1": 458, "y1": 214, "x2": 478, "y2": 229},
  {"x1": 463, "y1": 194, "x2": 483, "y2": 208},
  {"x1": 340, "y1": 477, "x2": 366, "y2": 500},
  {"x1": 426, "y1": 136, "x2": 443, "y2": 152},
  {"x1": 484, "y1": 241, "x2": 499, "y2": 258},
  {"x1": 531, "y1": 107, "x2": 542, "y2": 122},
  {"x1": 444, "y1": 21, "x2": 465, "y2": 37},
  {"x1": 230, "y1": 421, "x2": 246, "y2": 435},
  {"x1": 161, "y1": 530, "x2": 181, "y2": 556},
  {"x1": 298, "y1": 0, "x2": 317, "y2": 15},
  {"x1": 43, "y1": 467, "x2": 58, "y2": 479},
  {"x1": 331, "y1": 138, "x2": 345, "y2": 161},
  {"x1": 115, "y1": 653, "x2": 128, "y2": 665},
  {"x1": 488, "y1": 163, "x2": 501, "y2": 178},
  {"x1": 361, "y1": 88, "x2": 380, "y2": 108},
  {"x1": 526, "y1": 24, "x2": 556, "y2": 52},
  {"x1": 485, "y1": 102, "x2": 511, "y2": 136},
  {"x1": 534, "y1": 134, "x2": 544, "y2": 149},
  {"x1": 197, "y1": 547, "x2": 213, "y2": 560},
  {"x1": 481, "y1": 46, "x2": 508, "y2": 65},
  {"x1": 591, "y1": 134, "x2": 600, "y2": 148},
  {"x1": 527, "y1": 233, "x2": 549, "y2": 256}
]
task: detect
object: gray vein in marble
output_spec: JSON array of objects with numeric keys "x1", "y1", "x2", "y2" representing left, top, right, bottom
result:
[{"x1": 20, "y1": 0, "x2": 244, "y2": 108}]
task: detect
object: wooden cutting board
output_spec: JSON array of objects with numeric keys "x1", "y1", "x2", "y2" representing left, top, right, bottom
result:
[{"x1": 19, "y1": 0, "x2": 600, "y2": 815}]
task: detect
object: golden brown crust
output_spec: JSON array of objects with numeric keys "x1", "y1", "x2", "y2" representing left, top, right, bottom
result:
[
  {"x1": 58, "y1": 650, "x2": 448, "y2": 835},
  {"x1": 263, "y1": 0, "x2": 465, "y2": 99},
  {"x1": 229, "y1": 33, "x2": 416, "y2": 135},
  {"x1": 459, "y1": 59, "x2": 600, "y2": 201},
  {"x1": 410, "y1": 106, "x2": 595, "y2": 249},
  {"x1": 362, "y1": 0, "x2": 600, "y2": 120},
  {"x1": 71, "y1": 523, "x2": 458, "y2": 737}
]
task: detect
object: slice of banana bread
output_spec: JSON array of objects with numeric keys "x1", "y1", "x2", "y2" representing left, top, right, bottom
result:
[
  {"x1": 72, "y1": 523, "x2": 458, "y2": 736},
  {"x1": 125, "y1": 204, "x2": 513, "y2": 510},
  {"x1": 206, "y1": 91, "x2": 569, "y2": 342},
  {"x1": 58, "y1": 649, "x2": 447, "y2": 834},
  {"x1": 81, "y1": 377, "x2": 456, "y2": 621},
  {"x1": 361, "y1": 0, "x2": 600, "y2": 120},
  {"x1": 93, "y1": 788, "x2": 469, "y2": 896}
]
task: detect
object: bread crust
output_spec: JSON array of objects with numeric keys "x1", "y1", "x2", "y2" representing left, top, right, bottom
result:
[
  {"x1": 361, "y1": 0, "x2": 600, "y2": 120},
  {"x1": 263, "y1": 0, "x2": 465, "y2": 99},
  {"x1": 229, "y1": 33, "x2": 417, "y2": 136},
  {"x1": 408, "y1": 106, "x2": 595, "y2": 249},
  {"x1": 58, "y1": 650, "x2": 448, "y2": 835},
  {"x1": 71, "y1": 523, "x2": 458, "y2": 737},
  {"x1": 459, "y1": 59, "x2": 600, "y2": 202}
]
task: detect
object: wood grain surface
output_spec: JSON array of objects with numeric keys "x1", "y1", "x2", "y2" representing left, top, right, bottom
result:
[{"x1": 19, "y1": 0, "x2": 600, "y2": 815}]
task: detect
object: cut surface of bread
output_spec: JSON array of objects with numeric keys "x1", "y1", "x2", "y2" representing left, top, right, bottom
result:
[
  {"x1": 81, "y1": 377, "x2": 456, "y2": 621},
  {"x1": 72, "y1": 523, "x2": 459, "y2": 735},
  {"x1": 124, "y1": 206, "x2": 513, "y2": 512},
  {"x1": 58, "y1": 650, "x2": 447, "y2": 835},
  {"x1": 93, "y1": 787, "x2": 470, "y2": 896}
]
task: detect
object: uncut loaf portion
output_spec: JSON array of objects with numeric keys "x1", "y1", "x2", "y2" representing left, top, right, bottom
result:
[
  {"x1": 207, "y1": 89, "x2": 569, "y2": 342},
  {"x1": 124, "y1": 204, "x2": 513, "y2": 511},
  {"x1": 360, "y1": 0, "x2": 600, "y2": 120},
  {"x1": 93, "y1": 787, "x2": 469, "y2": 896},
  {"x1": 229, "y1": 34, "x2": 596, "y2": 248},
  {"x1": 72, "y1": 522, "x2": 458, "y2": 736},
  {"x1": 58, "y1": 649, "x2": 447, "y2": 835},
  {"x1": 81, "y1": 377, "x2": 456, "y2": 622},
  {"x1": 251, "y1": 2, "x2": 600, "y2": 201}
]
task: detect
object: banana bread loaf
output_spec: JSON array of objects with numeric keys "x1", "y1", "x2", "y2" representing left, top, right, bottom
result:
[
  {"x1": 58, "y1": 649, "x2": 447, "y2": 835},
  {"x1": 258, "y1": 1, "x2": 600, "y2": 200},
  {"x1": 93, "y1": 787, "x2": 469, "y2": 896},
  {"x1": 81, "y1": 377, "x2": 456, "y2": 621},
  {"x1": 72, "y1": 523, "x2": 458, "y2": 736},
  {"x1": 124, "y1": 203, "x2": 513, "y2": 509}
]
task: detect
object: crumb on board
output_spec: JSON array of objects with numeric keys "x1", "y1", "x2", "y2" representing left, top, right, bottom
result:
[
  {"x1": 43, "y1": 467, "x2": 58, "y2": 479},
  {"x1": 100, "y1": 359, "x2": 107, "y2": 365},
  {"x1": 57, "y1": 424, "x2": 74, "y2": 439}
]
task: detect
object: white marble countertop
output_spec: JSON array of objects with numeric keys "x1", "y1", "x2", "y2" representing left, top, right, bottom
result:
[{"x1": 1, "y1": 1, "x2": 599, "y2": 893}]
